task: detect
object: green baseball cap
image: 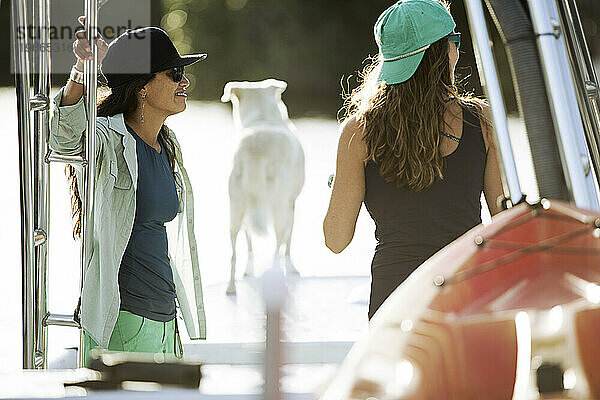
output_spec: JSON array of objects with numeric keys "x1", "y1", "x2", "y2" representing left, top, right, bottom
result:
[{"x1": 375, "y1": 0, "x2": 456, "y2": 85}]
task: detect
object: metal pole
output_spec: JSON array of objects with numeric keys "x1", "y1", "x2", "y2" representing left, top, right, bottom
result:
[
  {"x1": 557, "y1": 0, "x2": 600, "y2": 203},
  {"x1": 31, "y1": 0, "x2": 52, "y2": 369},
  {"x1": 564, "y1": 0, "x2": 600, "y2": 91},
  {"x1": 44, "y1": 313, "x2": 80, "y2": 328},
  {"x1": 262, "y1": 267, "x2": 286, "y2": 400},
  {"x1": 12, "y1": 0, "x2": 36, "y2": 369},
  {"x1": 463, "y1": 0, "x2": 523, "y2": 206},
  {"x1": 78, "y1": 0, "x2": 99, "y2": 367},
  {"x1": 527, "y1": 0, "x2": 600, "y2": 211}
]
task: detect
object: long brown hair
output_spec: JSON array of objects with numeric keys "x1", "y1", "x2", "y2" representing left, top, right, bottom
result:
[
  {"x1": 66, "y1": 75, "x2": 179, "y2": 239},
  {"x1": 344, "y1": 34, "x2": 489, "y2": 191}
]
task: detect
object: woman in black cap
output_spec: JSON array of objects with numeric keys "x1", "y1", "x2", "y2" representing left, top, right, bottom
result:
[{"x1": 50, "y1": 17, "x2": 207, "y2": 362}]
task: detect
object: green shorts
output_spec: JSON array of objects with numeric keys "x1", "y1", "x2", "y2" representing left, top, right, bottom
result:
[{"x1": 83, "y1": 310, "x2": 183, "y2": 367}]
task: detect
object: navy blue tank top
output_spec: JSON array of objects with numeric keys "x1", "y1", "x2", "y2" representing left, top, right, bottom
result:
[
  {"x1": 119, "y1": 125, "x2": 179, "y2": 322},
  {"x1": 363, "y1": 107, "x2": 486, "y2": 318}
]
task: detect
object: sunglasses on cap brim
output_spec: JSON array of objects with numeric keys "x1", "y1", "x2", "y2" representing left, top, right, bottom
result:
[{"x1": 447, "y1": 32, "x2": 461, "y2": 50}]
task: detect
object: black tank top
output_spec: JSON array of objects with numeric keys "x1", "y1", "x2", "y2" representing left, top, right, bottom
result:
[{"x1": 363, "y1": 107, "x2": 486, "y2": 318}]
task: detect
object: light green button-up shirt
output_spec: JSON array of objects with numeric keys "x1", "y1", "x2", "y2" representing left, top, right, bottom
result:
[{"x1": 49, "y1": 87, "x2": 206, "y2": 348}]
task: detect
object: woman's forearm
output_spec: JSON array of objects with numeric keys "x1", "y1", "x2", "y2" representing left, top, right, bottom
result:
[
  {"x1": 49, "y1": 58, "x2": 91, "y2": 156},
  {"x1": 60, "y1": 60, "x2": 85, "y2": 106}
]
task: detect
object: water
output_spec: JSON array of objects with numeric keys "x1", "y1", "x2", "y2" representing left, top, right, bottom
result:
[{"x1": 0, "y1": 87, "x2": 537, "y2": 373}]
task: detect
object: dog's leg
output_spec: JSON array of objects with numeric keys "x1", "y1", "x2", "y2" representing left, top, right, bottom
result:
[
  {"x1": 272, "y1": 201, "x2": 299, "y2": 276},
  {"x1": 272, "y1": 204, "x2": 284, "y2": 273},
  {"x1": 271, "y1": 249, "x2": 281, "y2": 272},
  {"x1": 244, "y1": 229, "x2": 255, "y2": 277},
  {"x1": 283, "y1": 201, "x2": 300, "y2": 276},
  {"x1": 271, "y1": 240, "x2": 282, "y2": 273},
  {"x1": 227, "y1": 228, "x2": 239, "y2": 295},
  {"x1": 227, "y1": 206, "x2": 244, "y2": 296}
]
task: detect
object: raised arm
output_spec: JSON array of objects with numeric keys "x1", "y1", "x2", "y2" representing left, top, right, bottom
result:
[
  {"x1": 323, "y1": 117, "x2": 367, "y2": 253},
  {"x1": 49, "y1": 16, "x2": 108, "y2": 156},
  {"x1": 49, "y1": 84, "x2": 89, "y2": 156}
]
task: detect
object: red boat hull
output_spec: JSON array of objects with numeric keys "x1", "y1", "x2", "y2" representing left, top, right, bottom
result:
[{"x1": 321, "y1": 201, "x2": 600, "y2": 400}]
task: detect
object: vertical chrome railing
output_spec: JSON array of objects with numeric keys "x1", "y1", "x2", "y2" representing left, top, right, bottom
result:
[
  {"x1": 14, "y1": 0, "x2": 53, "y2": 369},
  {"x1": 78, "y1": 0, "x2": 99, "y2": 367},
  {"x1": 556, "y1": 0, "x2": 600, "y2": 205},
  {"x1": 464, "y1": 0, "x2": 523, "y2": 207},
  {"x1": 13, "y1": 0, "x2": 102, "y2": 368},
  {"x1": 83, "y1": 0, "x2": 99, "y2": 266},
  {"x1": 13, "y1": 0, "x2": 36, "y2": 370},
  {"x1": 31, "y1": 0, "x2": 52, "y2": 369},
  {"x1": 527, "y1": 0, "x2": 600, "y2": 211}
]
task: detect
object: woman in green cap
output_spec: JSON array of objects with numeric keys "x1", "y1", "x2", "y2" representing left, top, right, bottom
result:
[
  {"x1": 323, "y1": 0, "x2": 504, "y2": 319},
  {"x1": 50, "y1": 17, "x2": 207, "y2": 363}
]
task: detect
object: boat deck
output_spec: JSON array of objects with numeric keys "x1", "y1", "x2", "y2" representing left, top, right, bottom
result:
[{"x1": 1, "y1": 276, "x2": 370, "y2": 398}]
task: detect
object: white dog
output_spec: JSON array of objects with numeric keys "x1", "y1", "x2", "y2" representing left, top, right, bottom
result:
[{"x1": 221, "y1": 79, "x2": 305, "y2": 295}]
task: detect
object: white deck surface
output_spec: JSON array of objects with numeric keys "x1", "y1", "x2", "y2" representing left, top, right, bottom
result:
[
  {"x1": 182, "y1": 275, "x2": 369, "y2": 363},
  {"x1": 199, "y1": 276, "x2": 369, "y2": 343},
  {"x1": 0, "y1": 276, "x2": 370, "y2": 398}
]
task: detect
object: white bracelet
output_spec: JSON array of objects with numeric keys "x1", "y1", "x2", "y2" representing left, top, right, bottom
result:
[{"x1": 69, "y1": 65, "x2": 84, "y2": 85}]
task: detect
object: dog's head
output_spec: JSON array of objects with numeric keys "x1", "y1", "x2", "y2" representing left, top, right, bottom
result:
[
  {"x1": 221, "y1": 79, "x2": 287, "y2": 103},
  {"x1": 221, "y1": 79, "x2": 289, "y2": 128}
]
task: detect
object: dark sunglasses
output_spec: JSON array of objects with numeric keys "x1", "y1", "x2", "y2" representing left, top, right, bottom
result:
[
  {"x1": 447, "y1": 32, "x2": 461, "y2": 50},
  {"x1": 171, "y1": 66, "x2": 185, "y2": 83}
]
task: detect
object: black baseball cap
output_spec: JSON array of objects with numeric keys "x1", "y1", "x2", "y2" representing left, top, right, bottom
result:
[{"x1": 101, "y1": 27, "x2": 207, "y2": 88}]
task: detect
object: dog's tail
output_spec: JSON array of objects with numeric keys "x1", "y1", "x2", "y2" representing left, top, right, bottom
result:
[
  {"x1": 241, "y1": 154, "x2": 271, "y2": 237},
  {"x1": 247, "y1": 200, "x2": 269, "y2": 236}
]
